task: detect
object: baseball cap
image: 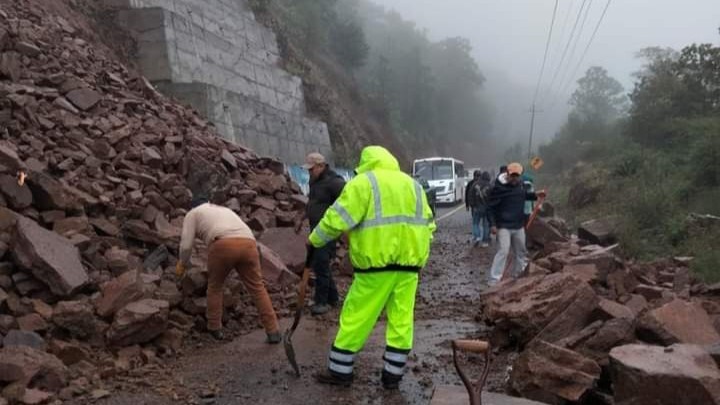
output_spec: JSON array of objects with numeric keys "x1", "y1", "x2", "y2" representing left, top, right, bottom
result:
[
  {"x1": 302, "y1": 152, "x2": 326, "y2": 169},
  {"x1": 507, "y1": 162, "x2": 523, "y2": 176}
]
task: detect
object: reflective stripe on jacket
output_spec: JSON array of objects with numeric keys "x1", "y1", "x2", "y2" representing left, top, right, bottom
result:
[{"x1": 309, "y1": 146, "x2": 436, "y2": 272}]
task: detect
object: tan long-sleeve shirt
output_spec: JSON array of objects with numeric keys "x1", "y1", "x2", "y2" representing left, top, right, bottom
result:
[{"x1": 179, "y1": 203, "x2": 255, "y2": 265}]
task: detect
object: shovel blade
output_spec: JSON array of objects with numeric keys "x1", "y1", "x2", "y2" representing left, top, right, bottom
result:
[{"x1": 283, "y1": 329, "x2": 300, "y2": 376}]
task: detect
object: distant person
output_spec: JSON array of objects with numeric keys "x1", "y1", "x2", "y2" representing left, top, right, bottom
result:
[
  {"x1": 494, "y1": 165, "x2": 508, "y2": 186},
  {"x1": 486, "y1": 163, "x2": 545, "y2": 286},
  {"x1": 522, "y1": 173, "x2": 535, "y2": 226},
  {"x1": 296, "y1": 152, "x2": 345, "y2": 315},
  {"x1": 465, "y1": 170, "x2": 492, "y2": 247},
  {"x1": 308, "y1": 146, "x2": 435, "y2": 389},
  {"x1": 176, "y1": 197, "x2": 281, "y2": 343}
]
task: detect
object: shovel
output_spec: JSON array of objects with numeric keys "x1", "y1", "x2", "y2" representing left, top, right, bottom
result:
[
  {"x1": 283, "y1": 246, "x2": 314, "y2": 377},
  {"x1": 452, "y1": 339, "x2": 491, "y2": 405}
]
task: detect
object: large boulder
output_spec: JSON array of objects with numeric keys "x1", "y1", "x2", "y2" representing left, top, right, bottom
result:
[
  {"x1": 95, "y1": 270, "x2": 144, "y2": 317},
  {"x1": 258, "y1": 227, "x2": 308, "y2": 273},
  {"x1": 0, "y1": 346, "x2": 68, "y2": 392},
  {"x1": 107, "y1": 299, "x2": 169, "y2": 346},
  {"x1": 533, "y1": 283, "x2": 599, "y2": 345},
  {"x1": 638, "y1": 299, "x2": 720, "y2": 345},
  {"x1": 25, "y1": 171, "x2": 80, "y2": 211},
  {"x1": 526, "y1": 217, "x2": 568, "y2": 247},
  {"x1": 578, "y1": 216, "x2": 620, "y2": 246},
  {"x1": 481, "y1": 273, "x2": 591, "y2": 345},
  {"x1": 257, "y1": 242, "x2": 301, "y2": 288},
  {"x1": 11, "y1": 215, "x2": 88, "y2": 297},
  {"x1": 610, "y1": 344, "x2": 720, "y2": 405},
  {"x1": 511, "y1": 340, "x2": 601, "y2": 403}
]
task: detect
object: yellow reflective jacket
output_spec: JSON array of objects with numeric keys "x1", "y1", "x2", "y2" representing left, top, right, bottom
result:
[{"x1": 309, "y1": 146, "x2": 436, "y2": 272}]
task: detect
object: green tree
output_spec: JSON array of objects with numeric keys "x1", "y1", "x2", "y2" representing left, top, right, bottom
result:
[
  {"x1": 570, "y1": 66, "x2": 627, "y2": 124},
  {"x1": 330, "y1": 18, "x2": 369, "y2": 70}
]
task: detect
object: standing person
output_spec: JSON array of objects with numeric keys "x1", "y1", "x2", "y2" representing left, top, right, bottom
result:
[
  {"x1": 308, "y1": 146, "x2": 436, "y2": 389},
  {"x1": 176, "y1": 197, "x2": 281, "y2": 343},
  {"x1": 480, "y1": 171, "x2": 493, "y2": 246},
  {"x1": 522, "y1": 173, "x2": 535, "y2": 226},
  {"x1": 486, "y1": 163, "x2": 545, "y2": 286},
  {"x1": 465, "y1": 170, "x2": 492, "y2": 246},
  {"x1": 296, "y1": 152, "x2": 346, "y2": 315}
]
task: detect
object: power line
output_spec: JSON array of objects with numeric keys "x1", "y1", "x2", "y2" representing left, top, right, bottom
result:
[
  {"x1": 542, "y1": 0, "x2": 589, "y2": 105},
  {"x1": 557, "y1": 0, "x2": 614, "y2": 100},
  {"x1": 550, "y1": 0, "x2": 597, "y2": 108},
  {"x1": 549, "y1": 0, "x2": 576, "y2": 69},
  {"x1": 532, "y1": 0, "x2": 560, "y2": 106}
]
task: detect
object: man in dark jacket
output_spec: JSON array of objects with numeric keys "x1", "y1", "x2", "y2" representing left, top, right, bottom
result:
[
  {"x1": 465, "y1": 170, "x2": 491, "y2": 247},
  {"x1": 486, "y1": 163, "x2": 545, "y2": 285},
  {"x1": 296, "y1": 152, "x2": 345, "y2": 315}
]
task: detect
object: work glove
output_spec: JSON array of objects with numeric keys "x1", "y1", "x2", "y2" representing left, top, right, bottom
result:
[
  {"x1": 175, "y1": 261, "x2": 186, "y2": 278},
  {"x1": 17, "y1": 171, "x2": 26, "y2": 186}
]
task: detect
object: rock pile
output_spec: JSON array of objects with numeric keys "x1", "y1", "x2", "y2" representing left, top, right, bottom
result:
[
  {"x1": 481, "y1": 220, "x2": 720, "y2": 404},
  {"x1": 0, "y1": 1, "x2": 313, "y2": 402}
]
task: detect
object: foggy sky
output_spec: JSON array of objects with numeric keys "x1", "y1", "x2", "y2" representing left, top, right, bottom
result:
[{"x1": 371, "y1": 0, "x2": 720, "y2": 160}]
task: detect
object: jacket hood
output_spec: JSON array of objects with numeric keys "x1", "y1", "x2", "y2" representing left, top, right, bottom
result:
[{"x1": 355, "y1": 146, "x2": 400, "y2": 174}]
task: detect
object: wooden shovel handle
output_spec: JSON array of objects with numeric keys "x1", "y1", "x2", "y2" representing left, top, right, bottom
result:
[{"x1": 452, "y1": 339, "x2": 490, "y2": 353}]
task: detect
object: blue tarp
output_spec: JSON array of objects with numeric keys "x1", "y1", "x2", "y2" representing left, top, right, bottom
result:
[{"x1": 287, "y1": 165, "x2": 354, "y2": 195}]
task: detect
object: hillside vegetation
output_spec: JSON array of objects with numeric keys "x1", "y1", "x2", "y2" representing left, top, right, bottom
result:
[
  {"x1": 250, "y1": 0, "x2": 494, "y2": 165},
  {"x1": 537, "y1": 33, "x2": 720, "y2": 281}
]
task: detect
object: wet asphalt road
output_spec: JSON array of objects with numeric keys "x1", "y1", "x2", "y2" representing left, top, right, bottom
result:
[{"x1": 92, "y1": 205, "x2": 506, "y2": 405}]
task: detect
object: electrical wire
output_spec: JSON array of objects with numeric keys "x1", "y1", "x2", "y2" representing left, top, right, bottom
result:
[
  {"x1": 556, "y1": 0, "x2": 614, "y2": 101},
  {"x1": 532, "y1": 0, "x2": 560, "y2": 106},
  {"x1": 542, "y1": 0, "x2": 589, "y2": 104}
]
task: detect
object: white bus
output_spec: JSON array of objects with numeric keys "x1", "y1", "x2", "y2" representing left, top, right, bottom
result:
[{"x1": 412, "y1": 157, "x2": 466, "y2": 204}]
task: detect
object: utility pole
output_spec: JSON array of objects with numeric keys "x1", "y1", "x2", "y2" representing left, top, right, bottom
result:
[{"x1": 527, "y1": 104, "x2": 543, "y2": 162}]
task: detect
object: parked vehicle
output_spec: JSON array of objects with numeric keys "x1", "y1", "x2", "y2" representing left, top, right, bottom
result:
[
  {"x1": 414, "y1": 176, "x2": 437, "y2": 217},
  {"x1": 412, "y1": 157, "x2": 466, "y2": 205}
]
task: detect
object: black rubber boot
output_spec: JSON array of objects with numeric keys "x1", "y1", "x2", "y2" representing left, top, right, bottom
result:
[
  {"x1": 266, "y1": 332, "x2": 282, "y2": 344},
  {"x1": 314, "y1": 369, "x2": 353, "y2": 387},
  {"x1": 381, "y1": 369, "x2": 402, "y2": 390}
]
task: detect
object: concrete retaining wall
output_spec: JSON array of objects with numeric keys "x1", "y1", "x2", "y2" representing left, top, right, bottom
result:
[{"x1": 110, "y1": 0, "x2": 332, "y2": 164}]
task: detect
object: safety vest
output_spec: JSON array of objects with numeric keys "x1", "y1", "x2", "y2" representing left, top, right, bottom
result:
[{"x1": 309, "y1": 146, "x2": 436, "y2": 272}]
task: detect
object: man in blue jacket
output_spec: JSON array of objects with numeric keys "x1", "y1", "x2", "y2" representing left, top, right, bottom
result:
[{"x1": 486, "y1": 163, "x2": 545, "y2": 285}]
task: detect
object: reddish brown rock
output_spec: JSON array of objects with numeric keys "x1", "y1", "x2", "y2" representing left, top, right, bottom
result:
[
  {"x1": 107, "y1": 299, "x2": 169, "y2": 346},
  {"x1": 0, "y1": 346, "x2": 68, "y2": 392},
  {"x1": 0, "y1": 175, "x2": 32, "y2": 210},
  {"x1": 53, "y1": 216, "x2": 90, "y2": 237},
  {"x1": 65, "y1": 88, "x2": 101, "y2": 111},
  {"x1": 257, "y1": 242, "x2": 300, "y2": 288},
  {"x1": 26, "y1": 172, "x2": 80, "y2": 211},
  {"x1": 95, "y1": 270, "x2": 144, "y2": 317},
  {"x1": 511, "y1": 340, "x2": 601, "y2": 403},
  {"x1": 638, "y1": 299, "x2": 720, "y2": 345},
  {"x1": 49, "y1": 340, "x2": 89, "y2": 366},
  {"x1": 578, "y1": 216, "x2": 619, "y2": 246},
  {"x1": 16, "y1": 314, "x2": 48, "y2": 333},
  {"x1": 533, "y1": 284, "x2": 599, "y2": 345},
  {"x1": 562, "y1": 263, "x2": 600, "y2": 285},
  {"x1": 481, "y1": 273, "x2": 590, "y2": 345},
  {"x1": 610, "y1": 344, "x2": 720, "y2": 405},
  {"x1": 52, "y1": 301, "x2": 95, "y2": 338},
  {"x1": 634, "y1": 284, "x2": 665, "y2": 301},
  {"x1": 259, "y1": 227, "x2": 308, "y2": 273},
  {"x1": 3, "y1": 330, "x2": 46, "y2": 351},
  {"x1": 11, "y1": 216, "x2": 88, "y2": 297},
  {"x1": 526, "y1": 217, "x2": 568, "y2": 247},
  {"x1": 596, "y1": 298, "x2": 636, "y2": 321}
]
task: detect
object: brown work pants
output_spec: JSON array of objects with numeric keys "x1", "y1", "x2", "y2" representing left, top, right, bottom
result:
[{"x1": 206, "y1": 237, "x2": 279, "y2": 334}]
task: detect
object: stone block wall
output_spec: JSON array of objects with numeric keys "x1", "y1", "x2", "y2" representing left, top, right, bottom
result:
[{"x1": 109, "y1": 0, "x2": 333, "y2": 164}]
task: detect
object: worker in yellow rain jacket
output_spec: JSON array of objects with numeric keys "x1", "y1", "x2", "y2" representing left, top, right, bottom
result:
[{"x1": 308, "y1": 146, "x2": 436, "y2": 389}]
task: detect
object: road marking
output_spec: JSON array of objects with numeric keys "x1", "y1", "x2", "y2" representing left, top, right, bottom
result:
[{"x1": 436, "y1": 205, "x2": 465, "y2": 222}]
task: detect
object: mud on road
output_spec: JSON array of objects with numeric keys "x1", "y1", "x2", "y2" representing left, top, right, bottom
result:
[{"x1": 93, "y1": 206, "x2": 511, "y2": 405}]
